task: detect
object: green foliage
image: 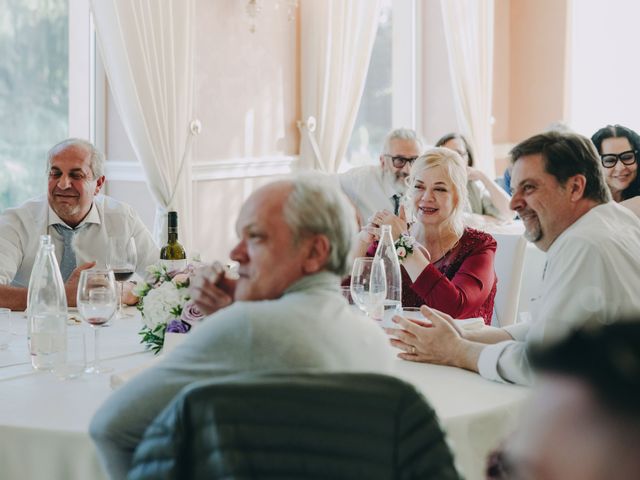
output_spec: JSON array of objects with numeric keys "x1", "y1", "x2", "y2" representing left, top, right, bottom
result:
[
  {"x1": 0, "y1": 0, "x2": 68, "y2": 211},
  {"x1": 138, "y1": 323, "x2": 166, "y2": 356}
]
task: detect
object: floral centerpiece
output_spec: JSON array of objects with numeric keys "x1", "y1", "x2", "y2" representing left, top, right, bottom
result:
[{"x1": 134, "y1": 264, "x2": 204, "y2": 354}]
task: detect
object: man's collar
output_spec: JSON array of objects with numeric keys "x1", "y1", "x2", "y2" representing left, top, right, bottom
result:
[
  {"x1": 284, "y1": 271, "x2": 340, "y2": 295},
  {"x1": 48, "y1": 201, "x2": 100, "y2": 229}
]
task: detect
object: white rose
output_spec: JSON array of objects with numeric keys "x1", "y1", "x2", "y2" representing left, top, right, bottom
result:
[{"x1": 141, "y1": 282, "x2": 186, "y2": 329}]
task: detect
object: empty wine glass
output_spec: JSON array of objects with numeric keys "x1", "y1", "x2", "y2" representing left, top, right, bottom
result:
[
  {"x1": 76, "y1": 269, "x2": 117, "y2": 374},
  {"x1": 107, "y1": 236, "x2": 137, "y2": 318},
  {"x1": 350, "y1": 257, "x2": 387, "y2": 320}
]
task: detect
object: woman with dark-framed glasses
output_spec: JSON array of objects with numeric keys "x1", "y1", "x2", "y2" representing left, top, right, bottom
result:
[{"x1": 591, "y1": 124, "x2": 640, "y2": 203}]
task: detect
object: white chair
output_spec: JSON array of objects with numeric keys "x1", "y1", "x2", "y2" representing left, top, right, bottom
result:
[{"x1": 491, "y1": 233, "x2": 527, "y2": 327}]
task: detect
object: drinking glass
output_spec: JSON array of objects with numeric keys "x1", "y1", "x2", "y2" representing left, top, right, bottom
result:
[
  {"x1": 350, "y1": 257, "x2": 387, "y2": 319},
  {"x1": 107, "y1": 236, "x2": 137, "y2": 318},
  {"x1": 77, "y1": 269, "x2": 117, "y2": 374},
  {"x1": 339, "y1": 286, "x2": 355, "y2": 305}
]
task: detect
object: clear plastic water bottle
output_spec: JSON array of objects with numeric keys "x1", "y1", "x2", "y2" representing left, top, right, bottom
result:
[
  {"x1": 27, "y1": 235, "x2": 68, "y2": 371},
  {"x1": 374, "y1": 225, "x2": 402, "y2": 327}
]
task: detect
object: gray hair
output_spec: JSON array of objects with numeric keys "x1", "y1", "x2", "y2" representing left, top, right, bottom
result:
[
  {"x1": 406, "y1": 147, "x2": 469, "y2": 237},
  {"x1": 282, "y1": 173, "x2": 357, "y2": 276},
  {"x1": 47, "y1": 138, "x2": 105, "y2": 179},
  {"x1": 382, "y1": 128, "x2": 424, "y2": 155}
]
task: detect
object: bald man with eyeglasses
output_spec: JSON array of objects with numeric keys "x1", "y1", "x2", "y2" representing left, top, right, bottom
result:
[{"x1": 338, "y1": 128, "x2": 424, "y2": 225}]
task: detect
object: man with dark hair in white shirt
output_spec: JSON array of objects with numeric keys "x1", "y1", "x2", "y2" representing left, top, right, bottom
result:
[
  {"x1": 389, "y1": 131, "x2": 640, "y2": 385},
  {"x1": 0, "y1": 138, "x2": 158, "y2": 310},
  {"x1": 339, "y1": 127, "x2": 423, "y2": 224}
]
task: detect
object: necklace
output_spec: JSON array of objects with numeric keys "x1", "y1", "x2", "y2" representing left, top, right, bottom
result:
[
  {"x1": 429, "y1": 238, "x2": 460, "y2": 263},
  {"x1": 421, "y1": 231, "x2": 461, "y2": 264}
]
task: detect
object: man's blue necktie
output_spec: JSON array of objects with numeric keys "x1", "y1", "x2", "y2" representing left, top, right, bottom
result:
[
  {"x1": 52, "y1": 224, "x2": 78, "y2": 282},
  {"x1": 392, "y1": 194, "x2": 401, "y2": 216}
]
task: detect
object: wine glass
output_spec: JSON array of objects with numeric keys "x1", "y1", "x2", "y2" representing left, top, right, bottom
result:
[
  {"x1": 350, "y1": 257, "x2": 387, "y2": 320},
  {"x1": 107, "y1": 236, "x2": 137, "y2": 318},
  {"x1": 76, "y1": 269, "x2": 117, "y2": 374}
]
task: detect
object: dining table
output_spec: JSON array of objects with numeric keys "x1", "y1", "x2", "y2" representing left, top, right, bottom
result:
[{"x1": 0, "y1": 308, "x2": 530, "y2": 480}]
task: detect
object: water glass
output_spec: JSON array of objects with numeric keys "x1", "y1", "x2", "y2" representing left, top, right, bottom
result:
[
  {"x1": 350, "y1": 257, "x2": 387, "y2": 319},
  {"x1": 77, "y1": 269, "x2": 117, "y2": 374},
  {"x1": 339, "y1": 286, "x2": 355, "y2": 305}
]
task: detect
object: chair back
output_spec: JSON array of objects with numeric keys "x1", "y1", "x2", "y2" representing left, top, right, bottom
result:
[
  {"x1": 128, "y1": 372, "x2": 461, "y2": 480},
  {"x1": 492, "y1": 233, "x2": 527, "y2": 326}
]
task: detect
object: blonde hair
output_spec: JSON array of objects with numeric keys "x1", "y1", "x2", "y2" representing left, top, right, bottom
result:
[{"x1": 405, "y1": 147, "x2": 468, "y2": 237}]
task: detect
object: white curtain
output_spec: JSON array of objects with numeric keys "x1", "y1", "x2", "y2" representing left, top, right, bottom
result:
[
  {"x1": 89, "y1": 0, "x2": 197, "y2": 251},
  {"x1": 298, "y1": 0, "x2": 382, "y2": 173},
  {"x1": 440, "y1": 0, "x2": 495, "y2": 176}
]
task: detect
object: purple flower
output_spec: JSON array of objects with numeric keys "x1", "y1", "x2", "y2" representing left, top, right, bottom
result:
[
  {"x1": 166, "y1": 319, "x2": 191, "y2": 334},
  {"x1": 180, "y1": 301, "x2": 204, "y2": 325}
]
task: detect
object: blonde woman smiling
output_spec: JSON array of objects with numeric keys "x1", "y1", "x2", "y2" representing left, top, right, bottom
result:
[{"x1": 355, "y1": 148, "x2": 497, "y2": 324}]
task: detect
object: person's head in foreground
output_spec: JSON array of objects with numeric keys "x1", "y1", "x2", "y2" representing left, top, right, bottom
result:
[
  {"x1": 500, "y1": 321, "x2": 640, "y2": 480},
  {"x1": 47, "y1": 138, "x2": 106, "y2": 228},
  {"x1": 509, "y1": 131, "x2": 611, "y2": 251},
  {"x1": 229, "y1": 173, "x2": 357, "y2": 301},
  {"x1": 379, "y1": 128, "x2": 423, "y2": 194},
  {"x1": 591, "y1": 124, "x2": 640, "y2": 202},
  {"x1": 406, "y1": 147, "x2": 468, "y2": 237}
]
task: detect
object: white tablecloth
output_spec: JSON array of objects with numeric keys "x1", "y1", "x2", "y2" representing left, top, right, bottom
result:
[{"x1": 0, "y1": 311, "x2": 529, "y2": 480}]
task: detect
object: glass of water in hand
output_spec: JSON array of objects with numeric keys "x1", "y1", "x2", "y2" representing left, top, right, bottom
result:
[
  {"x1": 77, "y1": 269, "x2": 117, "y2": 374},
  {"x1": 350, "y1": 257, "x2": 387, "y2": 320}
]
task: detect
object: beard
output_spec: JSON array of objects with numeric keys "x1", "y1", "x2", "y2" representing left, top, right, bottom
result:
[
  {"x1": 521, "y1": 210, "x2": 543, "y2": 243},
  {"x1": 383, "y1": 168, "x2": 408, "y2": 194}
]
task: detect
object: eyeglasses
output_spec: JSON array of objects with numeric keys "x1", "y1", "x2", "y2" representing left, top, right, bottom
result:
[
  {"x1": 384, "y1": 155, "x2": 418, "y2": 168},
  {"x1": 600, "y1": 150, "x2": 637, "y2": 168}
]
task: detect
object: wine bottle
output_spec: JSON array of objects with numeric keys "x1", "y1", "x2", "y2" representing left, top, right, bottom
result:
[{"x1": 160, "y1": 211, "x2": 187, "y2": 271}]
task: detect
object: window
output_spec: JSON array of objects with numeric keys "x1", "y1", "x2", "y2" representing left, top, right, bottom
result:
[
  {"x1": 569, "y1": 0, "x2": 640, "y2": 135},
  {"x1": 343, "y1": 1, "x2": 392, "y2": 171},
  {"x1": 343, "y1": 0, "x2": 418, "y2": 171},
  {"x1": 0, "y1": 0, "x2": 69, "y2": 211}
]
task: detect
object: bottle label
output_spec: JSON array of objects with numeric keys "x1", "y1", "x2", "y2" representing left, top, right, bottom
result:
[{"x1": 159, "y1": 259, "x2": 187, "y2": 272}]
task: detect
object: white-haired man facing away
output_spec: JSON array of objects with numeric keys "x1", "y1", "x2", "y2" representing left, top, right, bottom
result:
[{"x1": 90, "y1": 174, "x2": 394, "y2": 479}]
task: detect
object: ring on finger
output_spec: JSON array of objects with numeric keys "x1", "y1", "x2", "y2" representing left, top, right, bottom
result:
[{"x1": 410, "y1": 345, "x2": 416, "y2": 355}]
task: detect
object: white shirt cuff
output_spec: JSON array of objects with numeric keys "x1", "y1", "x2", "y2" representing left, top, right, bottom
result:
[
  {"x1": 477, "y1": 340, "x2": 517, "y2": 383},
  {"x1": 503, "y1": 322, "x2": 530, "y2": 341}
]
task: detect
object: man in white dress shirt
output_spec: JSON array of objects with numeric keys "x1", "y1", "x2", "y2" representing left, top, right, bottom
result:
[
  {"x1": 390, "y1": 131, "x2": 640, "y2": 385},
  {"x1": 0, "y1": 138, "x2": 158, "y2": 310},
  {"x1": 339, "y1": 128, "x2": 423, "y2": 224}
]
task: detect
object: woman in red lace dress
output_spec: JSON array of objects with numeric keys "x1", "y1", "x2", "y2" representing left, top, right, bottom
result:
[{"x1": 354, "y1": 147, "x2": 497, "y2": 324}]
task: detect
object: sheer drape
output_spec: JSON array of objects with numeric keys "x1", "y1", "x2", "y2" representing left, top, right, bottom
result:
[
  {"x1": 90, "y1": 0, "x2": 196, "y2": 250},
  {"x1": 440, "y1": 0, "x2": 495, "y2": 175},
  {"x1": 298, "y1": 0, "x2": 382, "y2": 173}
]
